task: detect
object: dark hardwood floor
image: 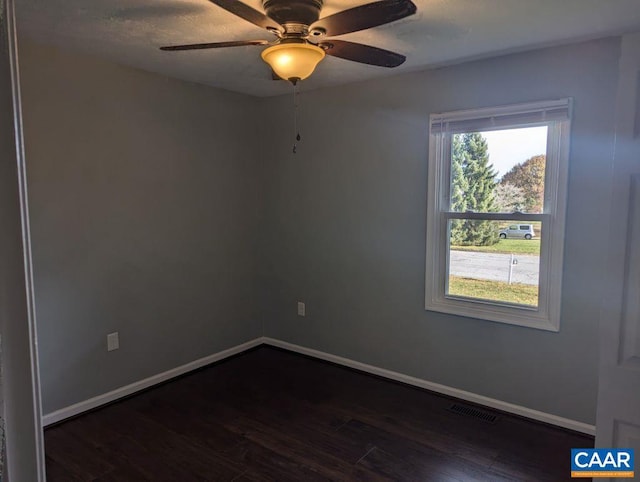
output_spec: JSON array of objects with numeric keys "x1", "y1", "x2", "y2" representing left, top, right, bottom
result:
[{"x1": 45, "y1": 346, "x2": 593, "y2": 481}]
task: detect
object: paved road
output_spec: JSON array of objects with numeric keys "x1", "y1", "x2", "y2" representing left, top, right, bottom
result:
[{"x1": 450, "y1": 250, "x2": 539, "y2": 285}]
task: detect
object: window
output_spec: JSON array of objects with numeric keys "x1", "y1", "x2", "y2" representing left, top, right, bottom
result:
[{"x1": 425, "y1": 99, "x2": 571, "y2": 331}]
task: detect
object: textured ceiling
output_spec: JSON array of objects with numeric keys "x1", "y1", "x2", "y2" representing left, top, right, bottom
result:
[{"x1": 16, "y1": 0, "x2": 640, "y2": 97}]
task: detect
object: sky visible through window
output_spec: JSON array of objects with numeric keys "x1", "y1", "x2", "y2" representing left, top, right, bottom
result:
[{"x1": 481, "y1": 126, "x2": 548, "y2": 178}]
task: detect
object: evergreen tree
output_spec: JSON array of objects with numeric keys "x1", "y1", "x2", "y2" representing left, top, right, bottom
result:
[
  {"x1": 450, "y1": 133, "x2": 499, "y2": 246},
  {"x1": 450, "y1": 134, "x2": 468, "y2": 245}
]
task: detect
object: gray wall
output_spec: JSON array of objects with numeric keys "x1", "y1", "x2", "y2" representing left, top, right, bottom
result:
[
  {"x1": 19, "y1": 41, "x2": 265, "y2": 414},
  {"x1": 260, "y1": 37, "x2": 620, "y2": 425},
  {"x1": 20, "y1": 36, "x2": 620, "y2": 426}
]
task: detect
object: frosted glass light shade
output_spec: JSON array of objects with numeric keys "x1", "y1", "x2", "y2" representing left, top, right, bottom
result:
[{"x1": 261, "y1": 42, "x2": 325, "y2": 82}]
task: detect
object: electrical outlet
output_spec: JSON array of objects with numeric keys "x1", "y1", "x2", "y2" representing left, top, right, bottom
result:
[
  {"x1": 107, "y1": 332, "x2": 119, "y2": 351},
  {"x1": 297, "y1": 301, "x2": 306, "y2": 317}
]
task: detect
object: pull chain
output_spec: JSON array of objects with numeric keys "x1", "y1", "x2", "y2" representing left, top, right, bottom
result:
[{"x1": 292, "y1": 82, "x2": 301, "y2": 154}]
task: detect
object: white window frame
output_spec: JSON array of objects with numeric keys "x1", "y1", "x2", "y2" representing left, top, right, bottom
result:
[{"x1": 425, "y1": 99, "x2": 571, "y2": 331}]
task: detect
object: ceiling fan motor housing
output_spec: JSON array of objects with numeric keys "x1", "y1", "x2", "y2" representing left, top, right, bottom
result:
[{"x1": 263, "y1": 0, "x2": 323, "y2": 26}]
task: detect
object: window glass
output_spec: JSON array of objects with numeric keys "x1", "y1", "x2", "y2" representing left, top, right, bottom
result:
[
  {"x1": 449, "y1": 127, "x2": 547, "y2": 214},
  {"x1": 445, "y1": 128, "x2": 546, "y2": 306},
  {"x1": 481, "y1": 127, "x2": 548, "y2": 214},
  {"x1": 447, "y1": 219, "x2": 541, "y2": 307}
]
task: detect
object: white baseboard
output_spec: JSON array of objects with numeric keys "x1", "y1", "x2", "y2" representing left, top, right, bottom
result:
[
  {"x1": 43, "y1": 335, "x2": 596, "y2": 436},
  {"x1": 262, "y1": 337, "x2": 596, "y2": 436},
  {"x1": 42, "y1": 338, "x2": 264, "y2": 426}
]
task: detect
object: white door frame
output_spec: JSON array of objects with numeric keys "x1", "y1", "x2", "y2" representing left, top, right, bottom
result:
[{"x1": 0, "y1": 0, "x2": 46, "y2": 479}]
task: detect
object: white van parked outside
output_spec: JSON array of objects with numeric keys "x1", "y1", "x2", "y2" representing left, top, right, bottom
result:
[{"x1": 499, "y1": 224, "x2": 536, "y2": 240}]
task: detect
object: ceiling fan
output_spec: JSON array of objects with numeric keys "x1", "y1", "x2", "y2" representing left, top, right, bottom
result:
[{"x1": 160, "y1": 0, "x2": 417, "y2": 83}]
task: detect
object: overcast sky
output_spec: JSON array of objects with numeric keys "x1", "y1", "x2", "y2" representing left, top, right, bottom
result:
[{"x1": 481, "y1": 126, "x2": 548, "y2": 178}]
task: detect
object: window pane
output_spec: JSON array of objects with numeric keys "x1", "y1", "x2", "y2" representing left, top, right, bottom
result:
[
  {"x1": 447, "y1": 219, "x2": 541, "y2": 307},
  {"x1": 450, "y1": 127, "x2": 547, "y2": 214}
]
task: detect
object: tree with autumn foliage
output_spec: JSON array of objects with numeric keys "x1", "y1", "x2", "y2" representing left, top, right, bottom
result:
[{"x1": 500, "y1": 154, "x2": 546, "y2": 213}]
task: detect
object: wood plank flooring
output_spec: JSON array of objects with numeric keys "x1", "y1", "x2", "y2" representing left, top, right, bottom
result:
[{"x1": 45, "y1": 346, "x2": 593, "y2": 481}]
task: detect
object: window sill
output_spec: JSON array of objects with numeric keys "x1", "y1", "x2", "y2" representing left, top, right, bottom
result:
[{"x1": 425, "y1": 296, "x2": 559, "y2": 332}]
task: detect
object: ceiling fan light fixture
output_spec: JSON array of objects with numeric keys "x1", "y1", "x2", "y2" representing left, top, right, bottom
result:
[{"x1": 261, "y1": 41, "x2": 325, "y2": 82}]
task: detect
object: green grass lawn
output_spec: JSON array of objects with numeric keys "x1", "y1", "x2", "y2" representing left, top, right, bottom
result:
[
  {"x1": 451, "y1": 238, "x2": 540, "y2": 255},
  {"x1": 448, "y1": 276, "x2": 539, "y2": 306}
]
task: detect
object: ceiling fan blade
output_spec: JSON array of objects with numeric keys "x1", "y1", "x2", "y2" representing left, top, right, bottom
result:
[
  {"x1": 160, "y1": 40, "x2": 269, "y2": 51},
  {"x1": 319, "y1": 40, "x2": 406, "y2": 67},
  {"x1": 311, "y1": 0, "x2": 416, "y2": 37},
  {"x1": 208, "y1": 0, "x2": 282, "y2": 32}
]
